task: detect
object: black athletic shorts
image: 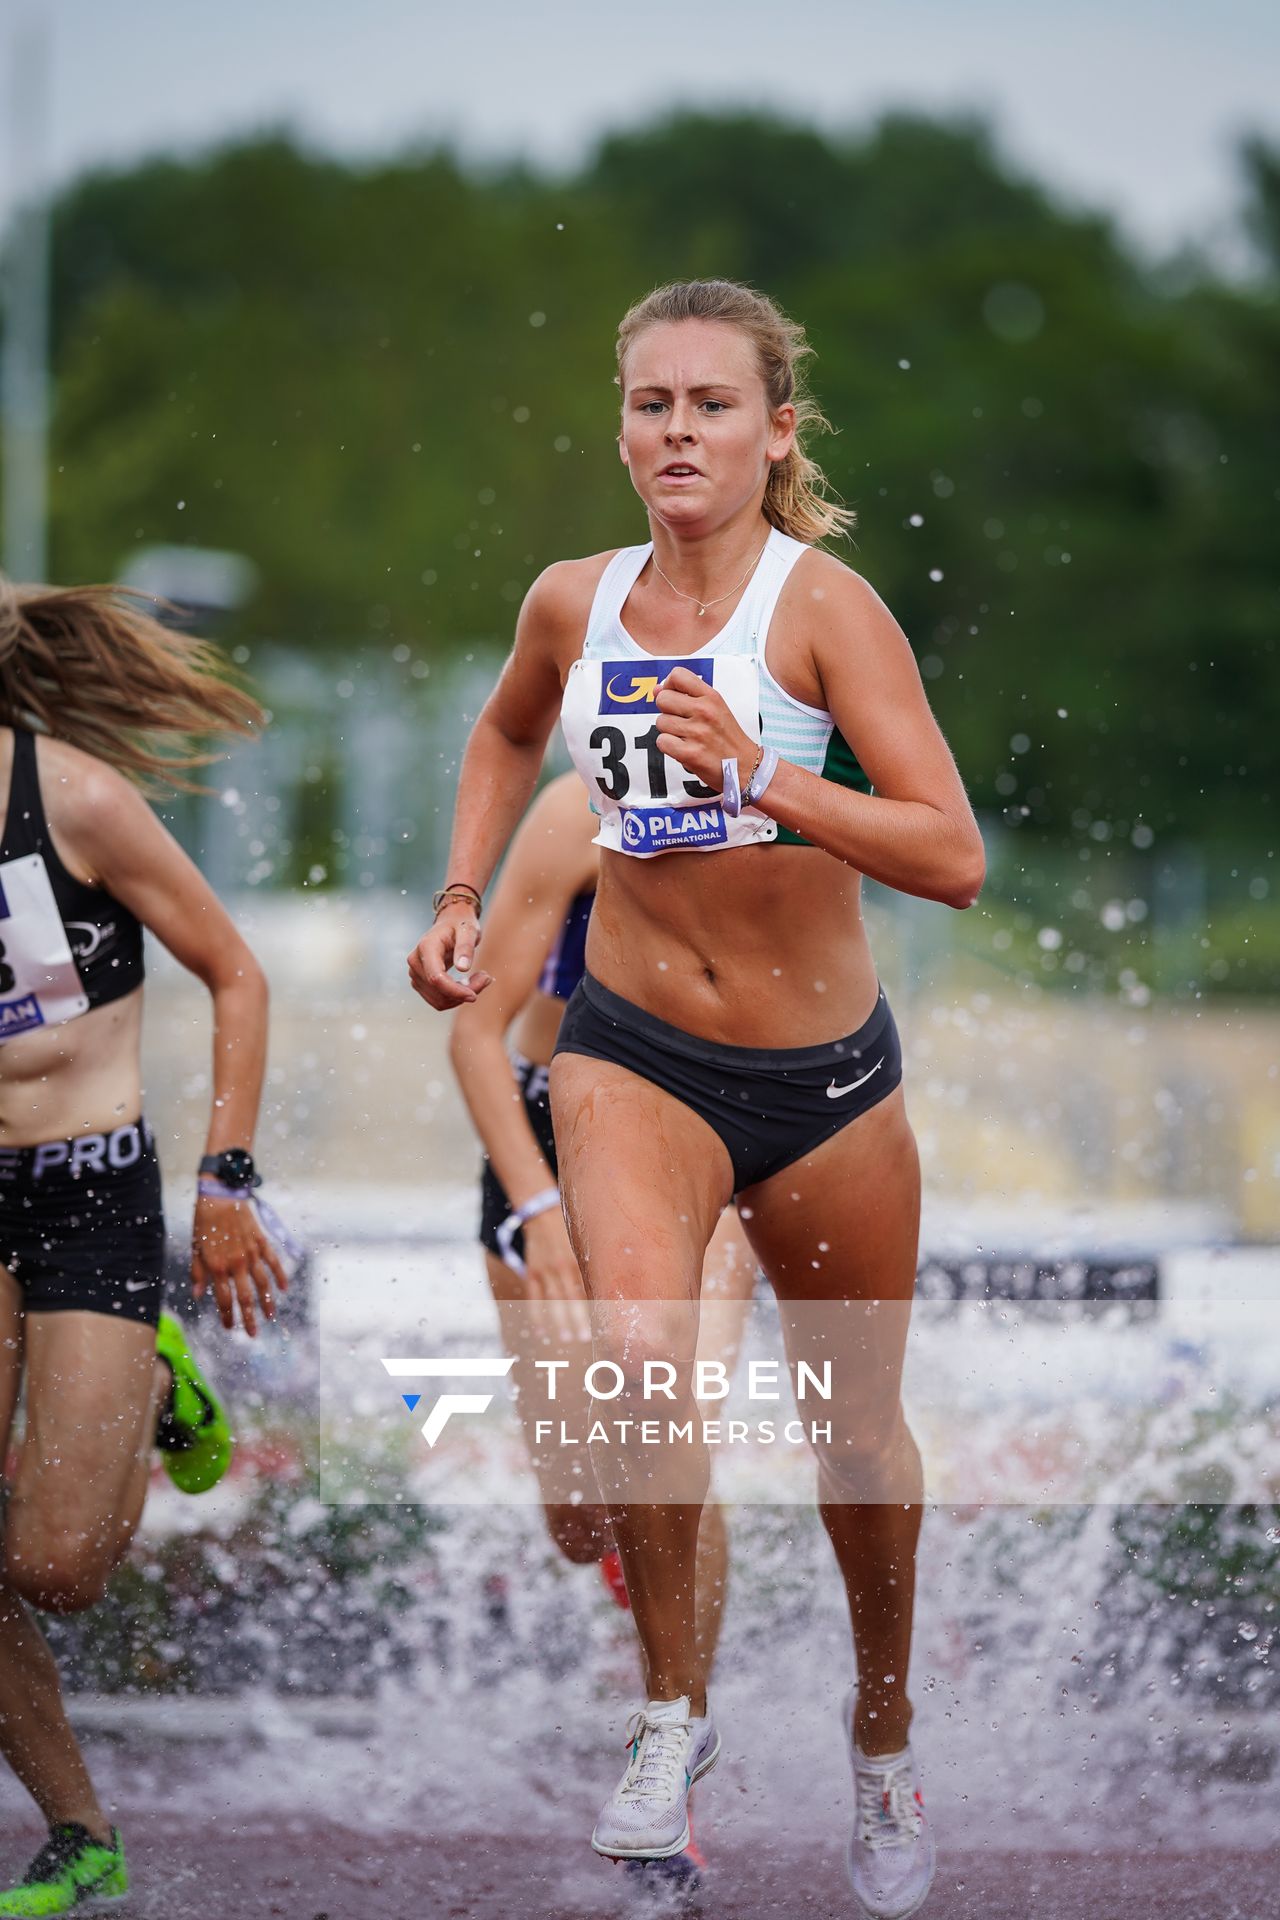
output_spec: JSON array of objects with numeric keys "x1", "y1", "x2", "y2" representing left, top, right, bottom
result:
[
  {"x1": 0, "y1": 1117, "x2": 166, "y2": 1325},
  {"x1": 554, "y1": 972, "x2": 903, "y2": 1194},
  {"x1": 478, "y1": 1055, "x2": 558, "y2": 1265}
]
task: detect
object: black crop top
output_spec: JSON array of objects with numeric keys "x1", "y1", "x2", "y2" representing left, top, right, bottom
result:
[{"x1": 0, "y1": 729, "x2": 145, "y2": 1021}]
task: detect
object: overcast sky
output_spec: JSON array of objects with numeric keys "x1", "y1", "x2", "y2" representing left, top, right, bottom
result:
[{"x1": 4, "y1": 0, "x2": 1277, "y2": 252}]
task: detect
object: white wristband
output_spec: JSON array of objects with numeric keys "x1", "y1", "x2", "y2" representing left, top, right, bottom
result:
[
  {"x1": 495, "y1": 1185, "x2": 561, "y2": 1275},
  {"x1": 515, "y1": 1186, "x2": 560, "y2": 1226},
  {"x1": 197, "y1": 1179, "x2": 306, "y2": 1265}
]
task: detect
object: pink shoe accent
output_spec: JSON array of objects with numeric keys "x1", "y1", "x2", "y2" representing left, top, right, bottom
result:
[
  {"x1": 599, "y1": 1548, "x2": 630, "y2": 1610},
  {"x1": 681, "y1": 1807, "x2": 707, "y2": 1870}
]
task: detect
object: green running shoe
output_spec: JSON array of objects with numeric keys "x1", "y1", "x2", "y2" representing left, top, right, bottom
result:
[
  {"x1": 154, "y1": 1309, "x2": 233, "y2": 1494},
  {"x1": 0, "y1": 1824, "x2": 126, "y2": 1915}
]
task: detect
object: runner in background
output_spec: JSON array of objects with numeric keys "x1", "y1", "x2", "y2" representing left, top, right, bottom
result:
[
  {"x1": 0, "y1": 577, "x2": 289, "y2": 1917},
  {"x1": 448, "y1": 767, "x2": 755, "y2": 1893}
]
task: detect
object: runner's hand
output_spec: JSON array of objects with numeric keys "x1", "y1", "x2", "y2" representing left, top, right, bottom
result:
[
  {"x1": 655, "y1": 666, "x2": 755, "y2": 792},
  {"x1": 521, "y1": 1208, "x2": 592, "y2": 1345},
  {"x1": 191, "y1": 1192, "x2": 290, "y2": 1338},
  {"x1": 521, "y1": 1207, "x2": 586, "y2": 1301},
  {"x1": 407, "y1": 904, "x2": 493, "y2": 1009}
]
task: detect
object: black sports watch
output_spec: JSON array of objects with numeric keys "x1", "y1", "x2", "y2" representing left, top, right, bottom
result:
[{"x1": 199, "y1": 1148, "x2": 261, "y2": 1192}]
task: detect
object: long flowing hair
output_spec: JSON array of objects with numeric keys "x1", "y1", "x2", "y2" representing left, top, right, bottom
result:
[
  {"x1": 0, "y1": 575, "x2": 264, "y2": 789},
  {"x1": 616, "y1": 278, "x2": 856, "y2": 545}
]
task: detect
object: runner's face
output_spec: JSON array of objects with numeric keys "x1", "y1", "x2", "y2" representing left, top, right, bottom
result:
[{"x1": 618, "y1": 320, "x2": 795, "y2": 532}]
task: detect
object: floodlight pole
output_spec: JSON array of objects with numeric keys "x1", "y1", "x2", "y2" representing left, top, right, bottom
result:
[{"x1": 1, "y1": 12, "x2": 51, "y2": 582}]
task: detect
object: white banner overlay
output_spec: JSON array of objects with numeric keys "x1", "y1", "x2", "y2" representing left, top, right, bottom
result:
[{"x1": 308, "y1": 1296, "x2": 1280, "y2": 1508}]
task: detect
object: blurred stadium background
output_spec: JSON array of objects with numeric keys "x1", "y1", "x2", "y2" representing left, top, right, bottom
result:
[{"x1": 2, "y1": 5, "x2": 1278, "y2": 1914}]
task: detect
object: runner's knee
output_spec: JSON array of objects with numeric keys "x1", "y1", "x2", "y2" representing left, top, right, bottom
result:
[
  {"x1": 6, "y1": 1526, "x2": 116, "y2": 1613},
  {"x1": 545, "y1": 1504, "x2": 612, "y2": 1565},
  {"x1": 818, "y1": 1409, "x2": 922, "y2": 1505},
  {"x1": 588, "y1": 1334, "x2": 696, "y2": 1419}
]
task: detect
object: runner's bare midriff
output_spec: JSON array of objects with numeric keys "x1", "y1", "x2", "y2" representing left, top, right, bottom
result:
[
  {"x1": 586, "y1": 842, "x2": 879, "y2": 1048},
  {"x1": 0, "y1": 987, "x2": 144, "y2": 1146}
]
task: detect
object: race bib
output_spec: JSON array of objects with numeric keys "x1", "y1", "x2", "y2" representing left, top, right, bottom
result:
[
  {"x1": 0, "y1": 854, "x2": 90, "y2": 1041},
  {"x1": 591, "y1": 656, "x2": 728, "y2": 806},
  {"x1": 561, "y1": 653, "x2": 777, "y2": 858}
]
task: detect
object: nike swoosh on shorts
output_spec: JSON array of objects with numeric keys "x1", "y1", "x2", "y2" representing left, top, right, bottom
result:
[{"x1": 825, "y1": 1058, "x2": 885, "y2": 1099}]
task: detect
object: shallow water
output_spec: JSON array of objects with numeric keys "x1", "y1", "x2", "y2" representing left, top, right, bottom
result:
[{"x1": 12, "y1": 1227, "x2": 1278, "y2": 1869}]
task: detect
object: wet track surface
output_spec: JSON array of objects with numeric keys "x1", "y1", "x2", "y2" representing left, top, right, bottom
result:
[
  {"x1": 5, "y1": 1489, "x2": 1277, "y2": 1920},
  {"x1": 0, "y1": 1816, "x2": 1276, "y2": 1919}
]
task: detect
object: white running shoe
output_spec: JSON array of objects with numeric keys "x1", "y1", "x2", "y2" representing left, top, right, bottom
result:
[
  {"x1": 622, "y1": 1805, "x2": 707, "y2": 1899},
  {"x1": 591, "y1": 1696, "x2": 720, "y2": 1861},
  {"x1": 844, "y1": 1696, "x2": 936, "y2": 1920}
]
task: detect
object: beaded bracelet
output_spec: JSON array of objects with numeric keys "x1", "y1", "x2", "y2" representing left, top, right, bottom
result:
[
  {"x1": 433, "y1": 895, "x2": 481, "y2": 923},
  {"x1": 745, "y1": 746, "x2": 780, "y2": 807},
  {"x1": 432, "y1": 881, "x2": 483, "y2": 916},
  {"x1": 722, "y1": 745, "x2": 765, "y2": 819}
]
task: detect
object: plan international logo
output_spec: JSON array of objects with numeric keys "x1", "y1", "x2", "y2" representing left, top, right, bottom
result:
[{"x1": 620, "y1": 805, "x2": 727, "y2": 853}]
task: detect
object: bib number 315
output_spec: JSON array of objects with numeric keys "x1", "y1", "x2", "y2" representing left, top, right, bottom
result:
[{"x1": 587, "y1": 721, "x2": 717, "y2": 804}]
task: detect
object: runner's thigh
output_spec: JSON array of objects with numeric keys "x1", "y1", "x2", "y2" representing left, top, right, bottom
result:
[
  {"x1": 8, "y1": 1309, "x2": 159, "y2": 1564},
  {"x1": 738, "y1": 1086, "x2": 920, "y2": 1434},
  {"x1": 550, "y1": 1053, "x2": 732, "y2": 1335},
  {"x1": 738, "y1": 1085, "x2": 919, "y2": 1302}
]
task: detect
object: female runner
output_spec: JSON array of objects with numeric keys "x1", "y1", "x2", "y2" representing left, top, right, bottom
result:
[
  {"x1": 447, "y1": 768, "x2": 755, "y2": 1890},
  {"x1": 0, "y1": 578, "x2": 288, "y2": 1915},
  {"x1": 410, "y1": 279, "x2": 984, "y2": 1920}
]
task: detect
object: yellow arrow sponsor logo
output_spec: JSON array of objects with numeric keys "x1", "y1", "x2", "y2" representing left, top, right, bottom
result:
[{"x1": 605, "y1": 674, "x2": 661, "y2": 704}]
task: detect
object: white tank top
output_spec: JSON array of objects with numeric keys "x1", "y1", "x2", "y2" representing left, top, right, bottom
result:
[{"x1": 560, "y1": 527, "x2": 830, "y2": 859}]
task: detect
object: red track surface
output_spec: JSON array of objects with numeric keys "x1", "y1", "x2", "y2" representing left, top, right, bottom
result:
[{"x1": 1, "y1": 1820, "x2": 1276, "y2": 1919}]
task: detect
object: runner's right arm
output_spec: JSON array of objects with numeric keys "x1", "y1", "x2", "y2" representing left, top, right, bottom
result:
[{"x1": 407, "y1": 559, "x2": 603, "y2": 1011}]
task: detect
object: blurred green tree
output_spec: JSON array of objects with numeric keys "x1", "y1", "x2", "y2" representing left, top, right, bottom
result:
[{"x1": 6, "y1": 113, "x2": 1276, "y2": 841}]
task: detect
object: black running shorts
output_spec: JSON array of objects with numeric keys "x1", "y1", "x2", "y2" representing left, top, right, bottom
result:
[
  {"x1": 0, "y1": 1117, "x2": 166, "y2": 1325},
  {"x1": 478, "y1": 1056, "x2": 559, "y2": 1264},
  {"x1": 554, "y1": 972, "x2": 903, "y2": 1193}
]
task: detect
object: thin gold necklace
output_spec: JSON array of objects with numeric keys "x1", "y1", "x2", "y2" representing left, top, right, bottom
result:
[{"x1": 650, "y1": 536, "x2": 771, "y2": 617}]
